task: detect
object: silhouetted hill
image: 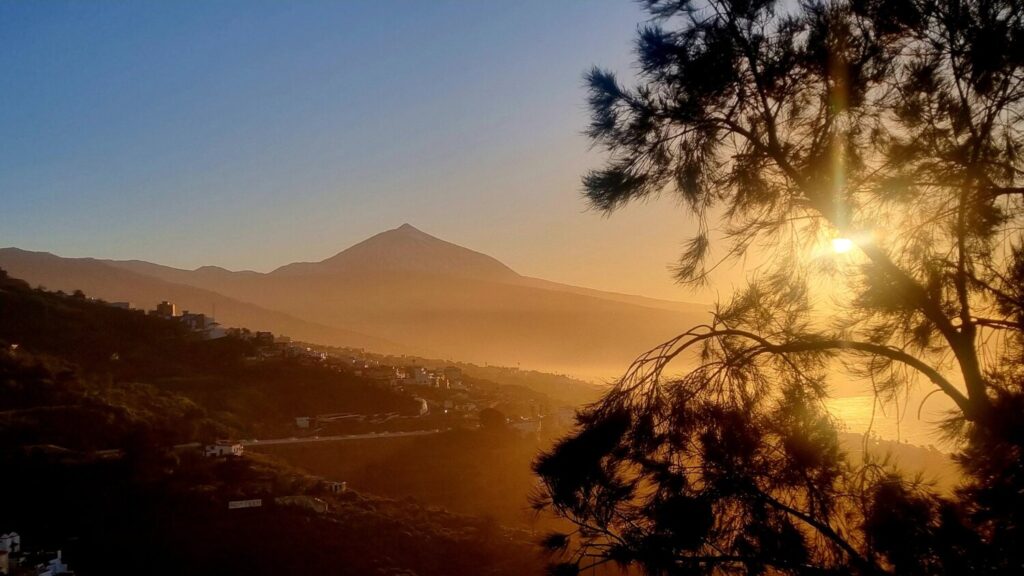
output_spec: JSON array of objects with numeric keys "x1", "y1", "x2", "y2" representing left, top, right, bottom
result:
[
  {"x1": 4, "y1": 225, "x2": 712, "y2": 377},
  {"x1": 0, "y1": 247, "x2": 403, "y2": 354},
  {"x1": 0, "y1": 271, "x2": 418, "y2": 438},
  {"x1": 0, "y1": 268, "x2": 547, "y2": 576}
]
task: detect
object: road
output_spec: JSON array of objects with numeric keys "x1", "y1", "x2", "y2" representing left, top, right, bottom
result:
[
  {"x1": 239, "y1": 429, "x2": 442, "y2": 447},
  {"x1": 89, "y1": 430, "x2": 447, "y2": 458}
]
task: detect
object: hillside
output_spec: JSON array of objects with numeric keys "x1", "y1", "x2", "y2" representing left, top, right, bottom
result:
[
  {"x1": 0, "y1": 247, "x2": 405, "y2": 354},
  {"x1": 0, "y1": 270, "x2": 547, "y2": 575},
  {"x1": 0, "y1": 270, "x2": 421, "y2": 437},
  {"x1": 3, "y1": 224, "x2": 710, "y2": 377}
]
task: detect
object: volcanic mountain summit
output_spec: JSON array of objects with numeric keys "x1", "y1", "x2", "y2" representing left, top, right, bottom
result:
[{"x1": 270, "y1": 224, "x2": 519, "y2": 281}]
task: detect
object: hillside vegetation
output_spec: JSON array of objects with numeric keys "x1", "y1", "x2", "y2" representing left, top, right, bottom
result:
[{"x1": 0, "y1": 268, "x2": 546, "y2": 575}]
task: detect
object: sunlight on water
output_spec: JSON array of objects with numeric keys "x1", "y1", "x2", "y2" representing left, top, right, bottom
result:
[{"x1": 825, "y1": 395, "x2": 949, "y2": 449}]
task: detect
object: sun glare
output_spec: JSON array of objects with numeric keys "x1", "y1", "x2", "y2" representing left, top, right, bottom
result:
[{"x1": 832, "y1": 237, "x2": 854, "y2": 254}]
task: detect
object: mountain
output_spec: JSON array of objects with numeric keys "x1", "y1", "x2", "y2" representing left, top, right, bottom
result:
[
  {"x1": 2, "y1": 225, "x2": 710, "y2": 377},
  {"x1": 271, "y1": 223, "x2": 518, "y2": 281}
]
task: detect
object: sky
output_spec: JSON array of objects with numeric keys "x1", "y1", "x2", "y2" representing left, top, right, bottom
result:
[{"x1": 0, "y1": 0, "x2": 734, "y2": 302}]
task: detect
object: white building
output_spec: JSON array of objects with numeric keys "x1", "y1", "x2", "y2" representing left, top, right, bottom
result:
[
  {"x1": 0, "y1": 532, "x2": 17, "y2": 575},
  {"x1": 35, "y1": 550, "x2": 69, "y2": 576},
  {"x1": 205, "y1": 322, "x2": 228, "y2": 340},
  {"x1": 204, "y1": 441, "x2": 244, "y2": 458},
  {"x1": 0, "y1": 533, "x2": 19, "y2": 555},
  {"x1": 324, "y1": 481, "x2": 347, "y2": 494}
]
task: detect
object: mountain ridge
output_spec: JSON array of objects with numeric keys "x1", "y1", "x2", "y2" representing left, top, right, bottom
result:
[{"x1": 1, "y1": 226, "x2": 710, "y2": 377}]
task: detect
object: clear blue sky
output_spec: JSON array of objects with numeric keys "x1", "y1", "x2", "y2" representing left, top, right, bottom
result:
[{"x1": 1, "y1": 0, "x2": 721, "y2": 301}]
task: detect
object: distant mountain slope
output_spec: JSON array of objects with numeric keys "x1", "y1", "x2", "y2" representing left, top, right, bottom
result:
[
  {"x1": 175, "y1": 269, "x2": 704, "y2": 377},
  {"x1": 0, "y1": 248, "x2": 404, "y2": 354},
  {"x1": 515, "y1": 276, "x2": 707, "y2": 314},
  {"x1": 8, "y1": 225, "x2": 710, "y2": 377}
]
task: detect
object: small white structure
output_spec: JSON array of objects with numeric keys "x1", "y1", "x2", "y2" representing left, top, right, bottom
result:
[
  {"x1": 35, "y1": 550, "x2": 69, "y2": 576},
  {"x1": 0, "y1": 532, "x2": 18, "y2": 575},
  {"x1": 295, "y1": 416, "x2": 311, "y2": 429},
  {"x1": 228, "y1": 499, "x2": 263, "y2": 510},
  {"x1": 275, "y1": 495, "x2": 328, "y2": 513},
  {"x1": 0, "y1": 533, "x2": 20, "y2": 554},
  {"x1": 204, "y1": 441, "x2": 244, "y2": 458},
  {"x1": 205, "y1": 323, "x2": 228, "y2": 340},
  {"x1": 325, "y1": 481, "x2": 347, "y2": 494}
]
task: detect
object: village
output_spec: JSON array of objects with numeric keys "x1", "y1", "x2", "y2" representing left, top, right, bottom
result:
[
  {"x1": 0, "y1": 291, "x2": 581, "y2": 572},
  {"x1": 104, "y1": 299, "x2": 572, "y2": 449}
]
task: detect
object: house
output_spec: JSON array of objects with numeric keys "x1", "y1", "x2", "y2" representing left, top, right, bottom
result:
[
  {"x1": 179, "y1": 311, "x2": 208, "y2": 331},
  {"x1": 153, "y1": 300, "x2": 177, "y2": 317},
  {"x1": 204, "y1": 441, "x2": 244, "y2": 458},
  {"x1": 204, "y1": 322, "x2": 228, "y2": 340},
  {"x1": 34, "y1": 551, "x2": 69, "y2": 576},
  {"x1": 323, "y1": 481, "x2": 347, "y2": 494},
  {"x1": 0, "y1": 534, "x2": 19, "y2": 555},
  {"x1": 0, "y1": 532, "x2": 18, "y2": 575},
  {"x1": 179, "y1": 312, "x2": 228, "y2": 340}
]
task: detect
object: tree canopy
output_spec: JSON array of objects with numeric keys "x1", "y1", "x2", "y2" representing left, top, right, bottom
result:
[{"x1": 534, "y1": 0, "x2": 1024, "y2": 573}]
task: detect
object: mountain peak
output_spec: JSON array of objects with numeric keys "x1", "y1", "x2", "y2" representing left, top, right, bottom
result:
[
  {"x1": 384, "y1": 223, "x2": 433, "y2": 240},
  {"x1": 270, "y1": 225, "x2": 519, "y2": 281}
]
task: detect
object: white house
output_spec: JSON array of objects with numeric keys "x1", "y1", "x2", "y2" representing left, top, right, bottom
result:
[
  {"x1": 0, "y1": 533, "x2": 17, "y2": 576},
  {"x1": 35, "y1": 550, "x2": 69, "y2": 576},
  {"x1": 204, "y1": 441, "x2": 244, "y2": 458},
  {"x1": 0, "y1": 533, "x2": 19, "y2": 554},
  {"x1": 324, "y1": 481, "x2": 347, "y2": 494}
]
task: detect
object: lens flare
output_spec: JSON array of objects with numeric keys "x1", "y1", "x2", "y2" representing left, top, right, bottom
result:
[{"x1": 832, "y1": 237, "x2": 854, "y2": 254}]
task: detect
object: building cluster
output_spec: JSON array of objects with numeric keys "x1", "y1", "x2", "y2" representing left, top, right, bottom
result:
[
  {"x1": 351, "y1": 363, "x2": 464, "y2": 390},
  {"x1": 0, "y1": 533, "x2": 72, "y2": 576},
  {"x1": 106, "y1": 299, "x2": 228, "y2": 339},
  {"x1": 107, "y1": 300, "x2": 561, "y2": 437}
]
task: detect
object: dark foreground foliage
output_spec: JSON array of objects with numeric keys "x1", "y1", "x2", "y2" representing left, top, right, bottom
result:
[{"x1": 535, "y1": 0, "x2": 1024, "y2": 573}]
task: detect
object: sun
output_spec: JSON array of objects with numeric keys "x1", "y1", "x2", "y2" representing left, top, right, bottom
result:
[{"x1": 832, "y1": 237, "x2": 854, "y2": 254}]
